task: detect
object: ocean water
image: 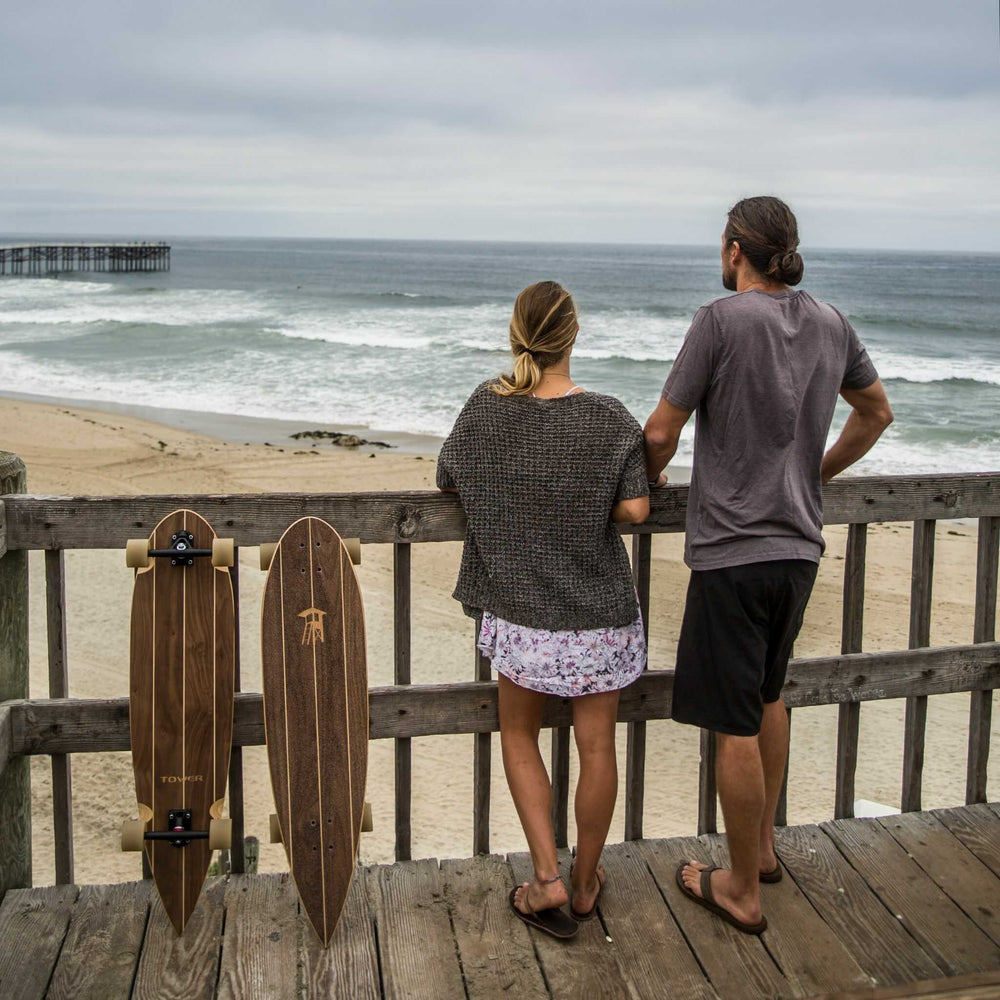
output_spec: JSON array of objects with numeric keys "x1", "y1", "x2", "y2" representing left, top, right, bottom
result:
[{"x1": 0, "y1": 236, "x2": 997, "y2": 474}]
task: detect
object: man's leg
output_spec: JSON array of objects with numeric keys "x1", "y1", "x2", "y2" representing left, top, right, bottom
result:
[
  {"x1": 497, "y1": 673, "x2": 568, "y2": 913},
  {"x1": 681, "y1": 730, "x2": 764, "y2": 926},
  {"x1": 758, "y1": 696, "x2": 789, "y2": 873}
]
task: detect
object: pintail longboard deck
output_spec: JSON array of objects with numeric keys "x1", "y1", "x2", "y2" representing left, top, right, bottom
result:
[
  {"x1": 126, "y1": 509, "x2": 235, "y2": 935},
  {"x1": 260, "y1": 516, "x2": 368, "y2": 946}
]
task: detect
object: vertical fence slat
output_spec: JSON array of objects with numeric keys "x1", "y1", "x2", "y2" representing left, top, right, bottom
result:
[
  {"x1": 473, "y1": 630, "x2": 491, "y2": 856},
  {"x1": 226, "y1": 552, "x2": 245, "y2": 874},
  {"x1": 45, "y1": 548, "x2": 74, "y2": 885},
  {"x1": 967, "y1": 515, "x2": 999, "y2": 804},
  {"x1": 775, "y1": 705, "x2": 792, "y2": 827},
  {"x1": 625, "y1": 532, "x2": 652, "y2": 840},
  {"x1": 902, "y1": 520, "x2": 935, "y2": 812},
  {"x1": 697, "y1": 729, "x2": 717, "y2": 835},
  {"x1": 394, "y1": 542, "x2": 412, "y2": 861},
  {"x1": 550, "y1": 728, "x2": 570, "y2": 849},
  {"x1": 835, "y1": 522, "x2": 867, "y2": 819},
  {"x1": 0, "y1": 452, "x2": 30, "y2": 902}
]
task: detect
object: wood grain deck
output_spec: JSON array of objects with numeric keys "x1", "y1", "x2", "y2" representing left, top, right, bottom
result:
[{"x1": 1, "y1": 807, "x2": 998, "y2": 999}]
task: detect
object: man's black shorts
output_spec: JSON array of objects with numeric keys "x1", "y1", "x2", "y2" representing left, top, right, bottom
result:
[{"x1": 672, "y1": 559, "x2": 818, "y2": 737}]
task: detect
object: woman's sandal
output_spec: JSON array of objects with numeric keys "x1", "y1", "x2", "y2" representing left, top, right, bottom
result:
[
  {"x1": 569, "y1": 862, "x2": 606, "y2": 921},
  {"x1": 675, "y1": 862, "x2": 768, "y2": 935},
  {"x1": 508, "y1": 875, "x2": 579, "y2": 940}
]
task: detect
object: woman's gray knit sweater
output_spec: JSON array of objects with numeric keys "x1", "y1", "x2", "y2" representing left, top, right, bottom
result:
[{"x1": 437, "y1": 380, "x2": 649, "y2": 631}]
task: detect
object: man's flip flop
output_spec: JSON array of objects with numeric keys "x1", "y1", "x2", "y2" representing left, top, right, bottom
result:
[
  {"x1": 569, "y1": 863, "x2": 606, "y2": 921},
  {"x1": 675, "y1": 862, "x2": 768, "y2": 935},
  {"x1": 759, "y1": 864, "x2": 782, "y2": 884},
  {"x1": 508, "y1": 886, "x2": 579, "y2": 940}
]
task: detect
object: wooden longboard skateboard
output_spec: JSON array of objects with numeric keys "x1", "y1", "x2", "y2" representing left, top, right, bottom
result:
[
  {"x1": 260, "y1": 516, "x2": 369, "y2": 946},
  {"x1": 122, "y1": 509, "x2": 236, "y2": 935}
]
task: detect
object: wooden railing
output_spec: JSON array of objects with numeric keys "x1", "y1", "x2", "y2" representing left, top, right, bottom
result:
[{"x1": 0, "y1": 453, "x2": 997, "y2": 899}]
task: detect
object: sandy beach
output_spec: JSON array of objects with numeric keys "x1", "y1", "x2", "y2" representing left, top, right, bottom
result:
[{"x1": 2, "y1": 394, "x2": 996, "y2": 888}]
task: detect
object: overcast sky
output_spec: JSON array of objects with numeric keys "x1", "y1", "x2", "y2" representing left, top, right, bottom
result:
[{"x1": 2, "y1": 1, "x2": 997, "y2": 249}]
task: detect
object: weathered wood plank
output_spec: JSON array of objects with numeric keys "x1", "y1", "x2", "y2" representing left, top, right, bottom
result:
[
  {"x1": 300, "y1": 869, "x2": 381, "y2": 999},
  {"x1": 6, "y1": 641, "x2": 1000, "y2": 756},
  {"x1": 508, "y1": 850, "x2": 634, "y2": 999},
  {"x1": 774, "y1": 823, "x2": 943, "y2": 984},
  {"x1": 776, "y1": 705, "x2": 792, "y2": 827},
  {"x1": 367, "y1": 859, "x2": 466, "y2": 999},
  {"x1": 703, "y1": 832, "x2": 872, "y2": 996},
  {"x1": 0, "y1": 453, "x2": 30, "y2": 902},
  {"x1": 877, "y1": 811, "x2": 1000, "y2": 947},
  {"x1": 821, "y1": 816, "x2": 1000, "y2": 975},
  {"x1": 836, "y1": 523, "x2": 867, "y2": 820},
  {"x1": 5, "y1": 474, "x2": 1000, "y2": 550},
  {"x1": 967, "y1": 515, "x2": 999, "y2": 804},
  {"x1": 440, "y1": 855, "x2": 548, "y2": 999},
  {"x1": 394, "y1": 541, "x2": 412, "y2": 862},
  {"x1": 473, "y1": 630, "x2": 491, "y2": 856},
  {"x1": 550, "y1": 726, "x2": 571, "y2": 849},
  {"x1": 0, "y1": 705, "x2": 12, "y2": 784},
  {"x1": 932, "y1": 804, "x2": 1000, "y2": 877},
  {"x1": 0, "y1": 498, "x2": 7, "y2": 560},
  {"x1": 0, "y1": 884, "x2": 78, "y2": 1000},
  {"x1": 46, "y1": 549, "x2": 74, "y2": 886},
  {"x1": 596, "y1": 841, "x2": 716, "y2": 999},
  {"x1": 131, "y1": 878, "x2": 226, "y2": 1000},
  {"x1": 903, "y1": 518, "x2": 935, "y2": 813},
  {"x1": 639, "y1": 837, "x2": 791, "y2": 1000},
  {"x1": 818, "y1": 969, "x2": 1000, "y2": 999},
  {"x1": 47, "y1": 881, "x2": 152, "y2": 1000},
  {"x1": 227, "y1": 555, "x2": 244, "y2": 875},
  {"x1": 625, "y1": 532, "x2": 652, "y2": 841},
  {"x1": 697, "y1": 729, "x2": 718, "y2": 835},
  {"x1": 216, "y1": 874, "x2": 299, "y2": 1000}
]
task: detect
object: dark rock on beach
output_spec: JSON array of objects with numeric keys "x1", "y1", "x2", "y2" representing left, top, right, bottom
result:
[{"x1": 290, "y1": 430, "x2": 394, "y2": 449}]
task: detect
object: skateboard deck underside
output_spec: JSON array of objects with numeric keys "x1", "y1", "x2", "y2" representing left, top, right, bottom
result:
[
  {"x1": 261, "y1": 516, "x2": 368, "y2": 946},
  {"x1": 129, "y1": 509, "x2": 235, "y2": 934}
]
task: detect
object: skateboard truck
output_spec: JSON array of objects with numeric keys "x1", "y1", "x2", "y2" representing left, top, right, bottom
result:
[
  {"x1": 122, "y1": 811, "x2": 232, "y2": 852},
  {"x1": 126, "y1": 532, "x2": 235, "y2": 569}
]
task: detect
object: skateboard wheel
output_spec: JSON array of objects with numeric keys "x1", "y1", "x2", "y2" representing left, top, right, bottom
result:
[
  {"x1": 344, "y1": 538, "x2": 361, "y2": 566},
  {"x1": 269, "y1": 813, "x2": 283, "y2": 844},
  {"x1": 125, "y1": 539, "x2": 150, "y2": 569},
  {"x1": 362, "y1": 801, "x2": 373, "y2": 833},
  {"x1": 212, "y1": 537, "x2": 235, "y2": 568},
  {"x1": 121, "y1": 819, "x2": 146, "y2": 852},
  {"x1": 209, "y1": 817, "x2": 232, "y2": 851},
  {"x1": 260, "y1": 542, "x2": 277, "y2": 571}
]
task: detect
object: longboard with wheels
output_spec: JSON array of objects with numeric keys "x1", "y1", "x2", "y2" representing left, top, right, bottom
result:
[
  {"x1": 122, "y1": 509, "x2": 236, "y2": 935},
  {"x1": 260, "y1": 516, "x2": 370, "y2": 946}
]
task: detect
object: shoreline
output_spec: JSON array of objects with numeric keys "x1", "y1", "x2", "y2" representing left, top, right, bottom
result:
[{"x1": 0, "y1": 389, "x2": 446, "y2": 456}]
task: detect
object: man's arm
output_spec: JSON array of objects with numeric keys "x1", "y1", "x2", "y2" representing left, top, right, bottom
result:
[
  {"x1": 643, "y1": 396, "x2": 693, "y2": 483},
  {"x1": 821, "y1": 379, "x2": 894, "y2": 484}
]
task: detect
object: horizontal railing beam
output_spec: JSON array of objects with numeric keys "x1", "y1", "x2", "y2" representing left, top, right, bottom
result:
[
  {"x1": 4, "y1": 642, "x2": 998, "y2": 761},
  {"x1": 4, "y1": 474, "x2": 1000, "y2": 550}
]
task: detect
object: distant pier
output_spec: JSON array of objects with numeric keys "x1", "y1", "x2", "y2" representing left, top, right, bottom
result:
[{"x1": 0, "y1": 242, "x2": 170, "y2": 276}]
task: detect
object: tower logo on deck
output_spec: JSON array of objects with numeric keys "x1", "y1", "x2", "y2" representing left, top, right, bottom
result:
[{"x1": 299, "y1": 607, "x2": 327, "y2": 645}]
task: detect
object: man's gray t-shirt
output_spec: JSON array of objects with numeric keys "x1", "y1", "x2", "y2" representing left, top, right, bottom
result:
[{"x1": 663, "y1": 289, "x2": 878, "y2": 571}]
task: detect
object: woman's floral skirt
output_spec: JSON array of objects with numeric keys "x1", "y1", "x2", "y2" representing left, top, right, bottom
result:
[{"x1": 477, "y1": 606, "x2": 646, "y2": 698}]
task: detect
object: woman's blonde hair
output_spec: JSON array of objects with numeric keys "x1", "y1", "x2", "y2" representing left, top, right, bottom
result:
[{"x1": 491, "y1": 281, "x2": 578, "y2": 396}]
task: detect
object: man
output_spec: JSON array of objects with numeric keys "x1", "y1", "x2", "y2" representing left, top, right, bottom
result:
[{"x1": 644, "y1": 196, "x2": 893, "y2": 934}]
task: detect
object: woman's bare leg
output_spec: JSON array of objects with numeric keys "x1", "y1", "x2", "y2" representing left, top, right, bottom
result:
[
  {"x1": 498, "y1": 673, "x2": 568, "y2": 911},
  {"x1": 570, "y1": 689, "x2": 620, "y2": 913}
]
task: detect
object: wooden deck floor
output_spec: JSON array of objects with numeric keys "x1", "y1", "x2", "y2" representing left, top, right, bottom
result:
[{"x1": 1, "y1": 805, "x2": 999, "y2": 1000}]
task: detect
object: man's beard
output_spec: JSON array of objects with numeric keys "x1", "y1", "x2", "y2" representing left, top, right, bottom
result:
[{"x1": 722, "y1": 265, "x2": 737, "y2": 291}]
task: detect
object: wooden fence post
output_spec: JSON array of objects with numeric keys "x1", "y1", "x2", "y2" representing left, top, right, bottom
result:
[{"x1": 0, "y1": 452, "x2": 30, "y2": 900}]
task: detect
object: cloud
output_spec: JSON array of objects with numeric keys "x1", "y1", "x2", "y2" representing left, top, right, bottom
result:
[{"x1": 2, "y1": 1, "x2": 997, "y2": 247}]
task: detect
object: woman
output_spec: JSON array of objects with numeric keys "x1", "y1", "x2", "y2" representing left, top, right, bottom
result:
[{"x1": 437, "y1": 280, "x2": 651, "y2": 939}]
